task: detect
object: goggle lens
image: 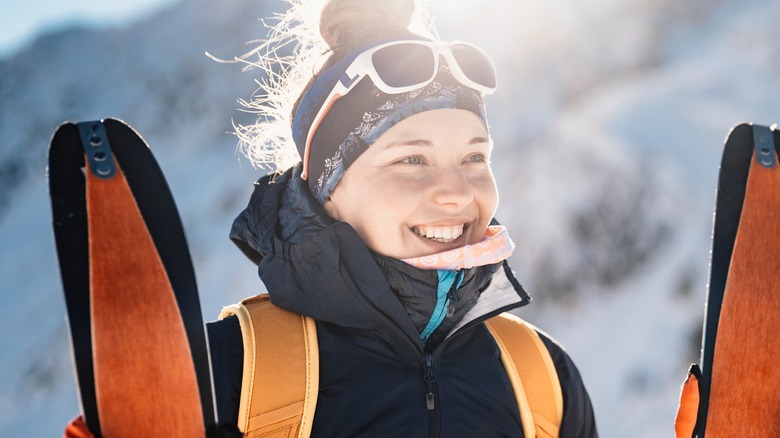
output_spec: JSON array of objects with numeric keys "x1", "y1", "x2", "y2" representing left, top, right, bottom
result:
[
  {"x1": 372, "y1": 43, "x2": 437, "y2": 88},
  {"x1": 451, "y1": 44, "x2": 497, "y2": 90}
]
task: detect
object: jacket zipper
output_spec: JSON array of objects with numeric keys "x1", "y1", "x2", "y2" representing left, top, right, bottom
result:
[
  {"x1": 340, "y1": 264, "x2": 527, "y2": 438},
  {"x1": 341, "y1": 268, "x2": 440, "y2": 435},
  {"x1": 341, "y1": 267, "x2": 446, "y2": 436},
  {"x1": 423, "y1": 353, "x2": 436, "y2": 410},
  {"x1": 423, "y1": 352, "x2": 438, "y2": 437}
]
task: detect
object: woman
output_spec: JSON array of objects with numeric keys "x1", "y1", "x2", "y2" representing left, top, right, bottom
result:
[{"x1": 211, "y1": 0, "x2": 597, "y2": 436}]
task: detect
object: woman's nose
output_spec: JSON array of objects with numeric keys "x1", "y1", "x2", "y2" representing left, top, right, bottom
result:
[{"x1": 432, "y1": 167, "x2": 474, "y2": 207}]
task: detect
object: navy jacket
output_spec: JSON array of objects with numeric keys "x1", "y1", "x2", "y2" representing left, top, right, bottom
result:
[{"x1": 208, "y1": 165, "x2": 598, "y2": 437}]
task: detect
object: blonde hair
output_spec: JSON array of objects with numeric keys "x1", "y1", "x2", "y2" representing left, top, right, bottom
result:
[{"x1": 232, "y1": 0, "x2": 437, "y2": 171}]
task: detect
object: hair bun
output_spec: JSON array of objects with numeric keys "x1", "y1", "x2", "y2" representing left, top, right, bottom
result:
[{"x1": 320, "y1": 0, "x2": 416, "y2": 51}]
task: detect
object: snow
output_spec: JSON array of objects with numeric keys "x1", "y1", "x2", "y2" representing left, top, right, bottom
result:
[{"x1": 1, "y1": 0, "x2": 779, "y2": 436}]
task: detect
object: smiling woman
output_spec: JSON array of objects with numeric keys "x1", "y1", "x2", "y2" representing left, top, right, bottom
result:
[
  {"x1": 325, "y1": 108, "x2": 499, "y2": 260},
  {"x1": 213, "y1": 0, "x2": 599, "y2": 436}
]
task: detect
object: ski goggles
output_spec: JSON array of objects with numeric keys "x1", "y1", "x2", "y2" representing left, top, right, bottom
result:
[{"x1": 299, "y1": 40, "x2": 498, "y2": 180}]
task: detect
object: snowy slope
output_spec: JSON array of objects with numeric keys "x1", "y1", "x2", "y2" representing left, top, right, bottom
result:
[{"x1": 1, "y1": 0, "x2": 778, "y2": 436}]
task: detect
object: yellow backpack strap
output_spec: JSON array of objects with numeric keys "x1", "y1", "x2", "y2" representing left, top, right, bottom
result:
[
  {"x1": 219, "y1": 294, "x2": 319, "y2": 438},
  {"x1": 485, "y1": 313, "x2": 564, "y2": 438}
]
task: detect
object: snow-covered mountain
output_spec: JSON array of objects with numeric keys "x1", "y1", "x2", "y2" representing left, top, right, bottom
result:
[{"x1": 1, "y1": 0, "x2": 778, "y2": 436}]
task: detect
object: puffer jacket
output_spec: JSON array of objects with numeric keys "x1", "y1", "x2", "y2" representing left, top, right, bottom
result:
[{"x1": 207, "y1": 164, "x2": 598, "y2": 437}]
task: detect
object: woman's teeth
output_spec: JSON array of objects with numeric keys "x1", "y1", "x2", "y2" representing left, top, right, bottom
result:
[{"x1": 412, "y1": 225, "x2": 464, "y2": 243}]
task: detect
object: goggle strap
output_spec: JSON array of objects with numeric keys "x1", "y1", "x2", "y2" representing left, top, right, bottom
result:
[
  {"x1": 301, "y1": 93, "x2": 344, "y2": 181},
  {"x1": 339, "y1": 70, "x2": 362, "y2": 90}
]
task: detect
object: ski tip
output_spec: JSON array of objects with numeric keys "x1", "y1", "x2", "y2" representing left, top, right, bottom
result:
[
  {"x1": 102, "y1": 118, "x2": 153, "y2": 150},
  {"x1": 723, "y1": 122, "x2": 752, "y2": 144},
  {"x1": 49, "y1": 121, "x2": 77, "y2": 145}
]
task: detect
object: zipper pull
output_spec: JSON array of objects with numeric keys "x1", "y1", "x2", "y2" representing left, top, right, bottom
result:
[
  {"x1": 444, "y1": 270, "x2": 464, "y2": 318},
  {"x1": 423, "y1": 353, "x2": 436, "y2": 411}
]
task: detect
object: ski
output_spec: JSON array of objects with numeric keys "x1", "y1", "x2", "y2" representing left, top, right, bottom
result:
[
  {"x1": 49, "y1": 119, "x2": 217, "y2": 437},
  {"x1": 679, "y1": 123, "x2": 780, "y2": 437}
]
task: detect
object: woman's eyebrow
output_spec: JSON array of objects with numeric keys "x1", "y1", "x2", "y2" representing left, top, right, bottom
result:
[
  {"x1": 382, "y1": 139, "x2": 434, "y2": 149},
  {"x1": 383, "y1": 136, "x2": 489, "y2": 149}
]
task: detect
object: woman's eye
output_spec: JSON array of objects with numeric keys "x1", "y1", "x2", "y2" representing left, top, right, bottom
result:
[
  {"x1": 399, "y1": 155, "x2": 425, "y2": 165},
  {"x1": 465, "y1": 153, "x2": 488, "y2": 163}
]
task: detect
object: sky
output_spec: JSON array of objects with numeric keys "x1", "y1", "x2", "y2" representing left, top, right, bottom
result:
[{"x1": 0, "y1": 0, "x2": 178, "y2": 57}]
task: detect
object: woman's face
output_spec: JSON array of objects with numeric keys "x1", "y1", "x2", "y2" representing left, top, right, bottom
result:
[{"x1": 324, "y1": 108, "x2": 499, "y2": 259}]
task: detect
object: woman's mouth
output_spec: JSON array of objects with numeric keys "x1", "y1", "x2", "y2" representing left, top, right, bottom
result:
[{"x1": 411, "y1": 224, "x2": 465, "y2": 243}]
